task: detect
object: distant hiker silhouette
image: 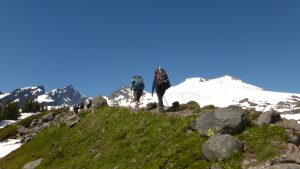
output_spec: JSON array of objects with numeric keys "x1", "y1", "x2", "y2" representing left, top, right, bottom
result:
[
  {"x1": 151, "y1": 67, "x2": 171, "y2": 112},
  {"x1": 131, "y1": 75, "x2": 145, "y2": 110},
  {"x1": 74, "y1": 105, "x2": 79, "y2": 113},
  {"x1": 80, "y1": 102, "x2": 84, "y2": 109},
  {"x1": 86, "y1": 99, "x2": 92, "y2": 109}
]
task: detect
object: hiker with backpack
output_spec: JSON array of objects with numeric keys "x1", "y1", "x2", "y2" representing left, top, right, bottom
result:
[
  {"x1": 131, "y1": 75, "x2": 145, "y2": 110},
  {"x1": 151, "y1": 67, "x2": 171, "y2": 112}
]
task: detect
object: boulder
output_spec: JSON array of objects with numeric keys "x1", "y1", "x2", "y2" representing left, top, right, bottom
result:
[
  {"x1": 166, "y1": 101, "x2": 180, "y2": 112},
  {"x1": 256, "y1": 111, "x2": 272, "y2": 126},
  {"x1": 64, "y1": 114, "x2": 80, "y2": 128},
  {"x1": 145, "y1": 102, "x2": 157, "y2": 110},
  {"x1": 92, "y1": 96, "x2": 108, "y2": 109},
  {"x1": 276, "y1": 119, "x2": 300, "y2": 132},
  {"x1": 22, "y1": 158, "x2": 42, "y2": 169},
  {"x1": 17, "y1": 125, "x2": 30, "y2": 135},
  {"x1": 30, "y1": 119, "x2": 39, "y2": 127},
  {"x1": 202, "y1": 134, "x2": 243, "y2": 161},
  {"x1": 256, "y1": 111, "x2": 281, "y2": 126},
  {"x1": 42, "y1": 112, "x2": 55, "y2": 122},
  {"x1": 285, "y1": 143, "x2": 300, "y2": 164},
  {"x1": 195, "y1": 107, "x2": 248, "y2": 136},
  {"x1": 288, "y1": 133, "x2": 300, "y2": 146}
]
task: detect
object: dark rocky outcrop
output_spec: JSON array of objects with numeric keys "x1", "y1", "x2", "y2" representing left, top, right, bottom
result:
[
  {"x1": 16, "y1": 111, "x2": 81, "y2": 143},
  {"x1": 145, "y1": 102, "x2": 157, "y2": 110},
  {"x1": 195, "y1": 107, "x2": 249, "y2": 136}
]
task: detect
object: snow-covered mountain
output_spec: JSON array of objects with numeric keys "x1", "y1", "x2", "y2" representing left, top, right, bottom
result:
[
  {"x1": 107, "y1": 86, "x2": 153, "y2": 107},
  {"x1": 107, "y1": 75, "x2": 300, "y2": 112},
  {"x1": 0, "y1": 86, "x2": 46, "y2": 108},
  {"x1": 0, "y1": 85, "x2": 87, "y2": 108},
  {"x1": 37, "y1": 85, "x2": 87, "y2": 106}
]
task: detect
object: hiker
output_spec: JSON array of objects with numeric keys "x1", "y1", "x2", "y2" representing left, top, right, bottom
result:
[
  {"x1": 86, "y1": 99, "x2": 92, "y2": 109},
  {"x1": 74, "y1": 105, "x2": 79, "y2": 113},
  {"x1": 79, "y1": 102, "x2": 84, "y2": 110},
  {"x1": 131, "y1": 75, "x2": 145, "y2": 110},
  {"x1": 151, "y1": 67, "x2": 171, "y2": 112}
]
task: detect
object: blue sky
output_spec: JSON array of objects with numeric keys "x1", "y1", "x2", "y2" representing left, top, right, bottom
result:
[{"x1": 0, "y1": 0, "x2": 299, "y2": 96}]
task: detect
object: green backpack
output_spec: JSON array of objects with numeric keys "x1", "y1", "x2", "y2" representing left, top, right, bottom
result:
[{"x1": 133, "y1": 76, "x2": 145, "y2": 91}]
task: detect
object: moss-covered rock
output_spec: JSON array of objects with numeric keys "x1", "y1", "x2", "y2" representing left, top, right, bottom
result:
[{"x1": 92, "y1": 96, "x2": 108, "y2": 109}]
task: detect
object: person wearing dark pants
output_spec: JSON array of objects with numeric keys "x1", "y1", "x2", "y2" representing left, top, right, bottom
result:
[
  {"x1": 156, "y1": 87, "x2": 165, "y2": 111},
  {"x1": 151, "y1": 67, "x2": 171, "y2": 112}
]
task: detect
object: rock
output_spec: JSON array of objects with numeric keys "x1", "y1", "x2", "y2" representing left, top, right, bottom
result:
[
  {"x1": 265, "y1": 163, "x2": 300, "y2": 169},
  {"x1": 64, "y1": 114, "x2": 80, "y2": 128},
  {"x1": 30, "y1": 119, "x2": 39, "y2": 127},
  {"x1": 285, "y1": 143, "x2": 300, "y2": 164},
  {"x1": 276, "y1": 119, "x2": 300, "y2": 132},
  {"x1": 166, "y1": 101, "x2": 180, "y2": 112},
  {"x1": 22, "y1": 158, "x2": 42, "y2": 169},
  {"x1": 145, "y1": 102, "x2": 157, "y2": 110},
  {"x1": 288, "y1": 133, "x2": 300, "y2": 146},
  {"x1": 24, "y1": 134, "x2": 33, "y2": 143},
  {"x1": 31, "y1": 126, "x2": 41, "y2": 134},
  {"x1": 195, "y1": 107, "x2": 248, "y2": 136},
  {"x1": 17, "y1": 125, "x2": 30, "y2": 135},
  {"x1": 42, "y1": 112, "x2": 55, "y2": 122},
  {"x1": 270, "y1": 143, "x2": 300, "y2": 166},
  {"x1": 92, "y1": 96, "x2": 108, "y2": 109},
  {"x1": 202, "y1": 134, "x2": 243, "y2": 161},
  {"x1": 42, "y1": 122, "x2": 51, "y2": 129},
  {"x1": 256, "y1": 111, "x2": 273, "y2": 126}
]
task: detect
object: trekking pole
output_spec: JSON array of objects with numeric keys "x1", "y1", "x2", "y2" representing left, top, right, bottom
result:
[{"x1": 163, "y1": 96, "x2": 169, "y2": 107}]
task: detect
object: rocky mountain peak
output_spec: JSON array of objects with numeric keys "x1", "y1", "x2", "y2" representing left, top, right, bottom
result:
[
  {"x1": 0, "y1": 86, "x2": 46, "y2": 108},
  {"x1": 0, "y1": 85, "x2": 87, "y2": 108},
  {"x1": 108, "y1": 86, "x2": 134, "y2": 106},
  {"x1": 45, "y1": 85, "x2": 87, "y2": 106}
]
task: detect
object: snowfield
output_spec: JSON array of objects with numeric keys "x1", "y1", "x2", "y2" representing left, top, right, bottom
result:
[
  {"x1": 0, "y1": 112, "x2": 38, "y2": 129},
  {"x1": 108, "y1": 75, "x2": 300, "y2": 113},
  {"x1": 0, "y1": 139, "x2": 22, "y2": 158}
]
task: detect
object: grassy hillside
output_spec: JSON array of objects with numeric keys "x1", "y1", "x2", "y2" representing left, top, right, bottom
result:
[{"x1": 0, "y1": 107, "x2": 287, "y2": 169}]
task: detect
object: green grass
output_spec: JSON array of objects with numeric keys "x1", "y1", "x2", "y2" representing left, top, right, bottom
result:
[
  {"x1": 0, "y1": 107, "x2": 212, "y2": 169},
  {"x1": 237, "y1": 124, "x2": 287, "y2": 162},
  {"x1": 0, "y1": 107, "x2": 288, "y2": 169},
  {"x1": 0, "y1": 125, "x2": 17, "y2": 142}
]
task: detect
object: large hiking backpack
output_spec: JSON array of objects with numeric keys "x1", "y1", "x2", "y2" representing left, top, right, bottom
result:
[
  {"x1": 133, "y1": 76, "x2": 145, "y2": 91},
  {"x1": 156, "y1": 68, "x2": 171, "y2": 90}
]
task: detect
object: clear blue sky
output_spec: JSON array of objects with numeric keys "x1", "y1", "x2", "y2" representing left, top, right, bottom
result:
[{"x1": 0, "y1": 0, "x2": 299, "y2": 96}]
